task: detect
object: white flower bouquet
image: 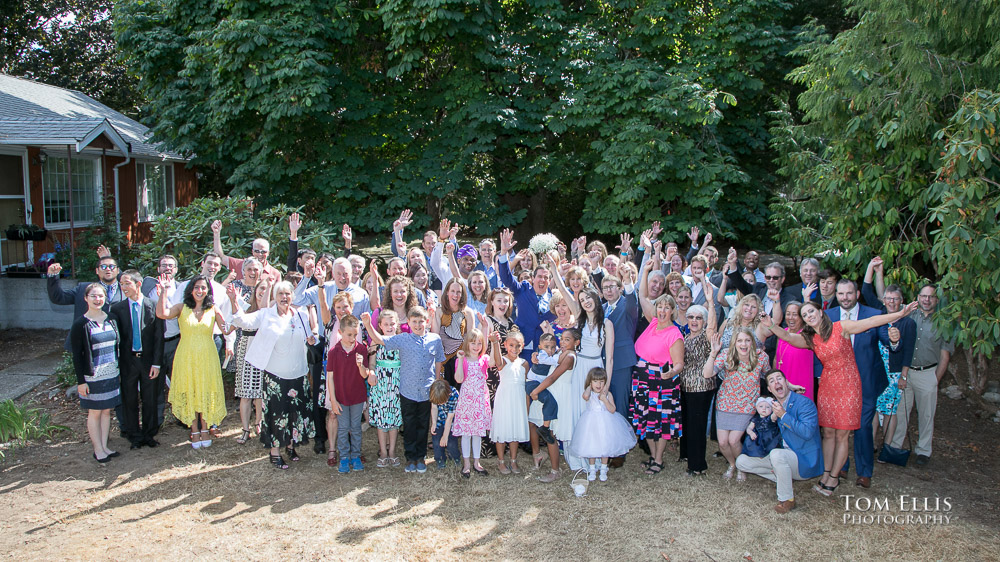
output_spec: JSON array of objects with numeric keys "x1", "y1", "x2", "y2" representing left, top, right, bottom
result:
[{"x1": 528, "y1": 233, "x2": 560, "y2": 257}]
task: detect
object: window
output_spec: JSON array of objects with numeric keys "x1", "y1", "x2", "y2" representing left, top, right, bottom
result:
[
  {"x1": 136, "y1": 162, "x2": 175, "y2": 222},
  {"x1": 41, "y1": 156, "x2": 102, "y2": 227}
]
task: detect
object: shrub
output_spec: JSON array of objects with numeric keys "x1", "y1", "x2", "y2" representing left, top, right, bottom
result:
[
  {"x1": 54, "y1": 353, "x2": 76, "y2": 388},
  {"x1": 0, "y1": 400, "x2": 69, "y2": 461}
]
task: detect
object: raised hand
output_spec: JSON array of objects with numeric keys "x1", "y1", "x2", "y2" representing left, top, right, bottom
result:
[
  {"x1": 901, "y1": 301, "x2": 919, "y2": 316},
  {"x1": 618, "y1": 232, "x2": 633, "y2": 255},
  {"x1": 47, "y1": 263, "x2": 62, "y2": 276},
  {"x1": 650, "y1": 220, "x2": 662, "y2": 240},
  {"x1": 639, "y1": 230, "x2": 652, "y2": 251},
  {"x1": 710, "y1": 332, "x2": 722, "y2": 353},
  {"x1": 96, "y1": 244, "x2": 111, "y2": 259},
  {"x1": 226, "y1": 283, "x2": 238, "y2": 301},
  {"x1": 766, "y1": 287, "x2": 781, "y2": 303},
  {"x1": 456, "y1": 349, "x2": 466, "y2": 359},
  {"x1": 438, "y1": 218, "x2": 452, "y2": 240},
  {"x1": 289, "y1": 212, "x2": 302, "y2": 238},
  {"x1": 727, "y1": 247, "x2": 738, "y2": 268},
  {"x1": 802, "y1": 283, "x2": 818, "y2": 300},
  {"x1": 500, "y1": 229, "x2": 516, "y2": 254},
  {"x1": 361, "y1": 311, "x2": 372, "y2": 328},
  {"x1": 870, "y1": 256, "x2": 884, "y2": 272},
  {"x1": 703, "y1": 232, "x2": 713, "y2": 246},
  {"x1": 342, "y1": 224, "x2": 353, "y2": 246},
  {"x1": 665, "y1": 244, "x2": 676, "y2": 260},
  {"x1": 688, "y1": 226, "x2": 700, "y2": 244},
  {"x1": 395, "y1": 209, "x2": 414, "y2": 231},
  {"x1": 444, "y1": 242, "x2": 456, "y2": 256},
  {"x1": 211, "y1": 219, "x2": 222, "y2": 234},
  {"x1": 313, "y1": 263, "x2": 326, "y2": 284}
]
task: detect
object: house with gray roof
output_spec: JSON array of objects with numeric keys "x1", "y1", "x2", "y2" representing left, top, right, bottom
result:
[{"x1": 0, "y1": 73, "x2": 198, "y2": 272}]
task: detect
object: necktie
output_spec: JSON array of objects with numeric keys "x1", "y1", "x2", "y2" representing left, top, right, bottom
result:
[
  {"x1": 846, "y1": 309, "x2": 855, "y2": 346},
  {"x1": 132, "y1": 302, "x2": 142, "y2": 352}
]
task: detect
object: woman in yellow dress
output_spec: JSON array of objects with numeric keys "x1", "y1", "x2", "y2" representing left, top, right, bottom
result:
[{"x1": 156, "y1": 274, "x2": 228, "y2": 449}]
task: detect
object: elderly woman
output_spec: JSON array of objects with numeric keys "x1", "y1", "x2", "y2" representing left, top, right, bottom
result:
[
  {"x1": 70, "y1": 283, "x2": 122, "y2": 462},
  {"x1": 226, "y1": 258, "x2": 261, "y2": 375},
  {"x1": 677, "y1": 297, "x2": 717, "y2": 476},
  {"x1": 633, "y1": 259, "x2": 685, "y2": 475},
  {"x1": 227, "y1": 281, "x2": 318, "y2": 469},
  {"x1": 545, "y1": 290, "x2": 576, "y2": 337}
]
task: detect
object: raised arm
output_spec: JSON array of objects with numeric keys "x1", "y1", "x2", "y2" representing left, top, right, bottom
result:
[
  {"x1": 155, "y1": 276, "x2": 184, "y2": 320},
  {"x1": 210, "y1": 220, "x2": 231, "y2": 263},
  {"x1": 762, "y1": 314, "x2": 809, "y2": 348},
  {"x1": 497, "y1": 229, "x2": 520, "y2": 292},
  {"x1": 548, "y1": 254, "x2": 580, "y2": 317},
  {"x1": 841, "y1": 302, "x2": 918, "y2": 336},
  {"x1": 361, "y1": 312, "x2": 384, "y2": 345},
  {"x1": 287, "y1": 212, "x2": 301, "y2": 273},
  {"x1": 45, "y1": 263, "x2": 75, "y2": 305},
  {"x1": 391, "y1": 209, "x2": 413, "y2": 258},
  {"x1": 637, "y1": 258, "x2": 655, "y2": 322},
  {"x1": 704, "y1": 279, "x2": 719, "y2": 339}
]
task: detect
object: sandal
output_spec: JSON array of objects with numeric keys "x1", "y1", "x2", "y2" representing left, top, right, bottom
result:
[
  {"x1": 236, "y1": 429, "x2": 250, "y2": 444},
  {"x1": 209, "y1": 425, "x2": 222, "y2": 439},
  {"x1": 644, "y1": 461, "x2": 664, "y2": 475},
  {"x1": 270, "y1": 454, "x2": 289, "y2": 470},
  {"x1": 736, "y1": 470, "x2": 746, "y2": 482},
  {"x1": 190, "y1": 431, "x2": 202, "y2": 450},
  {"x1": 497, "y1": 460, "x2": 511, "y2": 475},
  {"x1": 199, "y1": 430, "x2": 212, "y2": 448},
  {"x1": 509, "y1": 460, "x2": 521, "y2": 474},
  {"x1": 327, "y1": 451, "x2": 338, "y2": 467},
  {"x1": 640, "y1": 456, "x2": 656, "y2": 470},
  {"x1": 814, "y1": 476, "x2": 840, "y2": 497},
  {"x1": 286, "y1": 445, "x2": 300, "y2": 462},
  {"x1": 532, "y1": 452, "x2": 545, "y2": 469}
]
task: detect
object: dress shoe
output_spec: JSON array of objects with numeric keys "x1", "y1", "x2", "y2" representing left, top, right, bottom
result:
[
  {"x1": 855, "y1": 476, "x2": 871, "y2": 488},
  {"x1": 774, "y1": 499, "x2": 797, "y2": 514},
  {"x1": 915, "y1": 454, "x2": 930, "y2": 468},
  {"x1": 130, "y1": 441, "x2": 145, "y2": 450},
  {"x1": 314, "y1": 441, "x2": 327, "y2": 455},
  {"x1": 145, "y1": 439, "x2": 160, "y2": 448},
  {"x1": 608, "y1": 456, "x2": 625, "y2": 469}
]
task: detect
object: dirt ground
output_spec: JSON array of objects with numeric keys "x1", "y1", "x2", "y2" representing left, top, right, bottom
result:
[{"x1": 1, "y1": 329, "x2": 999, "y2": 560}]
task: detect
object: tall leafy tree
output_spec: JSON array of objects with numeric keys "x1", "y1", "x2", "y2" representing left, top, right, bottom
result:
[
  {"x1": 771, "y1": 0, "x2": 1000, "y2": 388},
  {"x1": 116, "y1": 0, "x2": 796, "y2": 241},
  {"x1": 1, "y1": 0, "x2": 141, "y2": 115}
]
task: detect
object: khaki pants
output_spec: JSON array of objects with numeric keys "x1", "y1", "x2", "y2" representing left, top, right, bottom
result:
[
  {"x1": 736, "y1": 449, "x2": 803, "y2": 502},
  {"x1": 889, "y1": 366, "x2": 937, "y2": 456}
]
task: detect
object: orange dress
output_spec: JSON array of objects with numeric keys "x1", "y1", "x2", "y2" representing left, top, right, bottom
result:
[{"x1": 812, "y1": 322, "x2": 861, "y2": 430}]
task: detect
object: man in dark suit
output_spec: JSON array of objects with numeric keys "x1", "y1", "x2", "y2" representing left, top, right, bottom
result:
[
  {"x1": 498, "y1": 229, "x2": 556, "y2": 360},
  {"x1": 725, "y1": 251, "x2": 799, "y2": 359},
  {"x1": 47, "y1": 256, "x2": 125, "y2": 349},
  {"x1": 826, "y1": 279, "x2": 893, "y2": 488},
  {"x1": 602, "y1": 270, "x2": 639, "y2": 468},
  {"x1": 111, "y1": 270, "x2": 164, "y2": 448}
]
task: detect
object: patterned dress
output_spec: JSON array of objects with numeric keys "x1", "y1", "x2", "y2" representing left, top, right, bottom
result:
[
  {"x1": 78, "y1": 319, "x2": 122, "y2": 410},
  {"x1": 451, "y1": 355, "x2": 492, "y2": 437},
  {"x1": 632, "y1": 320, "x2": 684, "y2": 441},
  {"x1": 812, "y1": 322, "x2": 862, "y2": 430},
  {"x1": 482, "y1": 316, "x2": 513, "y2": 457},
  {"x1": 227, "y1": 280, "x2": 254, "y2": 373},
  {"x1": 369, "y1": 345, "x2": 402, "y2": 430},
  {"x1": 714, "y1": 350, "x2": 771, "y2": 431},
  {"x1": 234, "y1": 327, "x2": 264, "y2": 399}
]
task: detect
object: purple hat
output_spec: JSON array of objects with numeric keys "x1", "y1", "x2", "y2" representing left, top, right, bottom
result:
[{"x1": 457, "y1": 244, "x2": 478, "y2": 260}]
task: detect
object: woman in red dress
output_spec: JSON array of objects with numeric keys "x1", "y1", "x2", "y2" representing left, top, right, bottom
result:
[{"x1": 765, "y1": 300, "x2": 916, "y2": 496}]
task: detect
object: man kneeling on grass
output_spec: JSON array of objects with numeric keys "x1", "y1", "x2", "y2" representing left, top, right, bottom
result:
[{"x1": 736, "y1": 370, "x2": 824, "y2": 514}]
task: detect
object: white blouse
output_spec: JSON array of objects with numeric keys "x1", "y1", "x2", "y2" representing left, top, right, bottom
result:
[{"x1": 231, "y1": 306, "x2": 313, "y2": 379}]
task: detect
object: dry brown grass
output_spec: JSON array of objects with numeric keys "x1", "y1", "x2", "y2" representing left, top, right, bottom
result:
[{"x1": 2, "y1": 410, "x2": 998, "y2": 561}]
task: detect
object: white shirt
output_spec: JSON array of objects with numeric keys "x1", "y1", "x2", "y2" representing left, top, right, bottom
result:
[
  {"x1": 840, "y1": 303, "x2": 859, "y2": 346},
  {"x1": 231, "y1": 306, "x2": 311, "y2": 379}
]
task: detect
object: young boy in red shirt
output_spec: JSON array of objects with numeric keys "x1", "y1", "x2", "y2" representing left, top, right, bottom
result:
[{"x1": 326, "y1": 315, "x2": 370, "y2": 473}]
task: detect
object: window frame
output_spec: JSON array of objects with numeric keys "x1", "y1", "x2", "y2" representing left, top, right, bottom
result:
[
  {"x1": 136, "y1": 161, "x2": 176, "y2": 223},
  {"x1": 40, "y1": 153, "x2": 104, "y2": 229}
]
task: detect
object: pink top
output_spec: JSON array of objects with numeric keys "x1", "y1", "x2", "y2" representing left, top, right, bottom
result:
[
  {"x1": 635, "y1": 319, "x2": 684, "y2": 366},
  {"x1": 373, "y1": 307, "x2": 411, "y2": 333}
]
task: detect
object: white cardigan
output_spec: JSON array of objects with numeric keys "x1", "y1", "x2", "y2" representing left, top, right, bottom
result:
[{"x1": 231, "y1": 306, "x2": 314, "y2": 379}]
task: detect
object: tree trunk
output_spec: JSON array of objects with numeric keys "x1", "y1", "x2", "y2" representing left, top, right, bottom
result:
[{"x1": 948, "y1": 347, "x2": 998, "y2": 416}]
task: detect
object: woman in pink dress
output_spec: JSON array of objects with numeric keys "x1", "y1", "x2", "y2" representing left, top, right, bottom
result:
[
  {"x1": 773, "y1": 302, "x2": 816, "y2": 401},
  {"x1": 766, "y1": 300, "x2": 917, "y2": 496}
]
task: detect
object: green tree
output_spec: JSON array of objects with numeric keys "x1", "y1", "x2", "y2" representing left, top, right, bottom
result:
[
  {"x1": 0, "y1": 0, "x2": 142, "y2": 115},
  {"x1": 115, "y1": 0, "x2": 797, "y2": 242},
  {"x1": 771, "y1": 0, "x2": 1000, "y2": 392}
]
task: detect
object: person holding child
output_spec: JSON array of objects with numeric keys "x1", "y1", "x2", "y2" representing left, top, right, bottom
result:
[
  {"x1": 364, "y1": 307, "x2": 446, "y2": 473},
  {"x1": 525, "y1": 333, "x2": 561, "y2": 445},
  {"x1": 530, "y1": 329, "x2": 579, "y2": 482},
  {"x1": 742, "y1": 397, "x2": 783, "y2": 458}
]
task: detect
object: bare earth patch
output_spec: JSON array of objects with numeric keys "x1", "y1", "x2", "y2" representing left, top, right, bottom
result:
[{"x1": 1, "y1": 329, "x2": 998, "y2": 559}]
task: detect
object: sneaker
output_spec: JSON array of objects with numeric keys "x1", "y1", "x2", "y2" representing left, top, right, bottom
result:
[
  {"x1": 338, "y1": 458, "x2": 351, "y2": 473},
  {"x1": 405, "y1": 463, "x2": 417, "y2": 473},
  {"x1": 351, "y1": 457, "x2": 364, "y2": 471},
  {"x1": 537, "y1": 425, "x2": 556, "y2": 444},
  {"x1": 599, "y1": 465, "x2": 608, "y2": 482},
  {"x1": 416, "y1": 461, "x2": 427, "y2": 473},
  {"x1": 436, "y1": 460, "x2": 447, "y2": 470},
  {"x1": 587, "y1": 465, "x2": 597, "y2": 481}
]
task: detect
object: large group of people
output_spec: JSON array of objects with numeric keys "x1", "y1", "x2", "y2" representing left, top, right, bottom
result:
[{"x1": 50, "y1": 211, "x2": 954, "y2": 514}]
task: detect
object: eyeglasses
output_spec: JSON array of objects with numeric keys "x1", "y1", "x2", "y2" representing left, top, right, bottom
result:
[
  {"x1": 764, "y1": 275, "x2": 782, "y2": 281},
  {"x1": 685, "y1": 315, "x2": 702, "y2": 320},
  {"x1": 99, "y1": 264, "x2": 118, "y2": 270},
  {"x1": 884, "y1": 297, "x2": 902, "y2": 303}
]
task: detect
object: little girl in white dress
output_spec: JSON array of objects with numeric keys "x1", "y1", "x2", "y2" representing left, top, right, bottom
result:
[
  {"x1": 489, "y1": 331, "x2": 530, "y2": 474},
  {"x1": 569, "y1": 367, "x2": 637, "y2": 481}
]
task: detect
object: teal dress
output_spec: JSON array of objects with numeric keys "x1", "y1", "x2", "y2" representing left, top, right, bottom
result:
[{"x1": 369, "y1": 345, "x2": 402, "y2": 429}]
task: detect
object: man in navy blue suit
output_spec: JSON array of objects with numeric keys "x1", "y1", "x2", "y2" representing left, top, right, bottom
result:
[
  {"x1": 498, "y1": 229, "x2": 555, "y2": 360},
  {"x1": 826, "y1": 279, "x2": 893, "y2": 488},
  {"x1": 47, "y1": 255, "x2": 125, "y2": 349}
]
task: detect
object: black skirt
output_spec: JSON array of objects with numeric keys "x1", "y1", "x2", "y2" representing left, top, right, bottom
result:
[{"x1": 260, "y1": 372, "x2": 316, "y2": 449}]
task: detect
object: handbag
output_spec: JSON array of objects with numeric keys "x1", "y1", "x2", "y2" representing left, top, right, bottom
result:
[{"x1": 878, "y1": 382, "x2": 911, "y2": 466}]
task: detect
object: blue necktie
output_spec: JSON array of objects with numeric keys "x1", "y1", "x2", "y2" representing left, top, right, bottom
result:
[{"x1": 131, "y1": 302, "x2": 142, "y2": 352}]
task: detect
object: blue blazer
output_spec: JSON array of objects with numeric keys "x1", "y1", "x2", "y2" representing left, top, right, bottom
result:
[
  {"x1": 603, "y1": 290, "x2": 639, "y2": 371},
  {"x1": 827, "y1": 305, "x2": 891, "y2": 398},
  {"x1": 778, "y1": 392, "x2": 824, "y2": 478},
  {"x1": 499, "y1": 255, "x2": 555, "y2": 360}
]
